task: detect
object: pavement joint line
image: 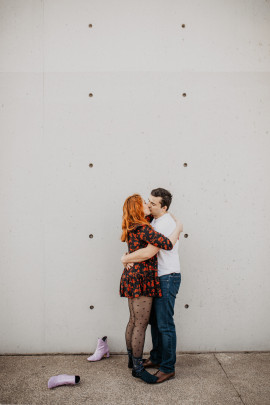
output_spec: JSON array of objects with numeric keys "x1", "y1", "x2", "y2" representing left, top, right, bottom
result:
[
  {"x1": 1, "y1": 351, "x2": 269, "y2": 356},
  {"x1": 213, "y1": 353, "x2": 245, "y2": 405}
]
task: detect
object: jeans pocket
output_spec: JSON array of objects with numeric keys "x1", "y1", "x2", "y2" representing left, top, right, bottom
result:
[
  {"x1": 170, "y1": 275, "x2": 181, "y2": 298},
  {"x1": 160, "y1": 279, "x2": 170, "y2": 298}
]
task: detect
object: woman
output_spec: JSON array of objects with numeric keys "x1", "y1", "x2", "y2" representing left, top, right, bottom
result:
[{"x1": 119, "y1": 194, "x2": 182, "y2": 384}]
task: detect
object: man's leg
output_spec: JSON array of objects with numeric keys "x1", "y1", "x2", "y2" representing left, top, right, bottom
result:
[{"x1": 155, "y1": 273, "x2": 181, "y2": 374}]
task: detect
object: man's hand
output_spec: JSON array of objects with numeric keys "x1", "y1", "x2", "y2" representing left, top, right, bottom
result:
[
  {"x1": 121, "y1": 253, "x2": 134, "y2": 269},
  {"x1": 121, "y1": 253, "x2": 128, "y2": 265}
]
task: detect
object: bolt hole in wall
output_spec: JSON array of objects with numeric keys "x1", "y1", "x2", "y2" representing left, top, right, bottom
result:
[
  {"x1": 183, "y1": 163, "x2": 188, "y2": 167},
  {"x1": 181, "y1": 24, "x2": 185, "y2": 28},
  {"x1": 184, "y1": 234, "x2": 188, "y2": 238},
  {"x1": 89, "y1": 24, "x2": 93, "y2": 28},
  {"x1": 89, "y1": 163, "x2": 93, "y2": 168},
  {"x1": 89, "y1": 306, "x2": 94, "y2": 310},
  {"x1": 182, "y1": 93, "x2": 187, "y2": 97},
  {"x1": 185, "y1": 304, "x2": 189, "y2": 309},
  {"x1": 89, "y1": 234, "x2": 94, "y2": 239},
  {"x1": 89, "y1": 93, "x2": 93, "y2": 97}
]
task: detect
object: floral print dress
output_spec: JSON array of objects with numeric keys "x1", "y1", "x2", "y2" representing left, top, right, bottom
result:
[{"x1": 120, "y1": 224, "x2": 173, "y2": 298}]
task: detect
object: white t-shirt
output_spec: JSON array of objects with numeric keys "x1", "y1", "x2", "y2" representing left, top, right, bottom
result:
[{"x1": 151, "y1": 213, "x2": 181, "y2": 277}]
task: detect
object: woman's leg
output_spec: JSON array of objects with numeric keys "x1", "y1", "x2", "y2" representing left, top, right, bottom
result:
[
  {"x1": 125, "y1": 298, "x2": 135, "y2": 368},
  {"x1": 131, "y1": 296, "x2": 153, "y2": 357},
  {"x1": 130, "y1": 296, "x2": 158, "y2": 384},
  {"x1": 125, "y1": 298, "x2": 135, "y2": 350}
]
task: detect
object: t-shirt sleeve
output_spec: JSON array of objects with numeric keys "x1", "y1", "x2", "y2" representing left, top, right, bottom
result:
[{"x1": 138, "y1": 225, "x2": 173, "y2": 250}]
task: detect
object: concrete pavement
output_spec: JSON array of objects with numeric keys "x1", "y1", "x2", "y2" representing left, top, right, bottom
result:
[{"x1": 0, "y1": 353, "x2": 269, "y2": 405}]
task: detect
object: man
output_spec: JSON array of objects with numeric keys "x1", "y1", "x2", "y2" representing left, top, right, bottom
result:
[{"x1": 121, "y1": 188, "x2": 182, "y2": 383}]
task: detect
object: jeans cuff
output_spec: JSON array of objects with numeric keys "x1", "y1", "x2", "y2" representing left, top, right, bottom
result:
[
  {"x1": 159, "y1": 367, "x2": 175, "y2": 374},
  {"x1": 150, "y1": 356, "x2": 162, "y2": 364}
]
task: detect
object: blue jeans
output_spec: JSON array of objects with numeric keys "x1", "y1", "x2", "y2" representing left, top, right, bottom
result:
[{"x1": 149, "y1": 273, "x2": 181, "y2": 373}]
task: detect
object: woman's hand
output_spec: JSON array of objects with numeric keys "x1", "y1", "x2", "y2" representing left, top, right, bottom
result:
[
  {"x1": 169, "y1": 212, "x2": 178, "y2": 223},
  {"x1": 169, "y1": 213, "x2": 183, "y2": 233}
]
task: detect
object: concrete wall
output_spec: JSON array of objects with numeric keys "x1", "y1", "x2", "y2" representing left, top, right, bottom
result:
[{"x1": 0, "y1": 0, "x2": 270, "y2": 354}]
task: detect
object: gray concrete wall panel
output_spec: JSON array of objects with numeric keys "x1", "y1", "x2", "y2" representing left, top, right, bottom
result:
[{"x1": 0, "y1": 0, "x2": 270, "y2": 353}]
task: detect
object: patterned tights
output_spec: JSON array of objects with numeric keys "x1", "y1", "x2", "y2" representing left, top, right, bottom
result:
[{"x1": 125, "y1": 296, "x2": 153, "y2": 358}]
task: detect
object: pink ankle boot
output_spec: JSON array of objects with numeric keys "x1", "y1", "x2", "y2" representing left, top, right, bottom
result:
[{"x1": 87, "y1": 336, "x2": 110, "y2": 361}]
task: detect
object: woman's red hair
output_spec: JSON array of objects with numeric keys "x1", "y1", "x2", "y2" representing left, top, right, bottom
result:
[{"x1": 121, "y1": 194, "x2": 150, "y2": 242}]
